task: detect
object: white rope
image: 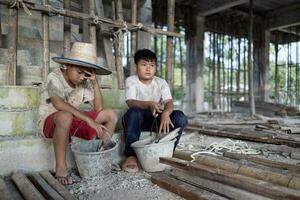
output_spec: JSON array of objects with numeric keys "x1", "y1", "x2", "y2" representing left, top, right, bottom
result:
[
  {"x1": 113, "y1": 20, "x2": 129, "y2": 54},
  {"x1": 10, "y1": 0, "x2": 32, "y2": 16},
  {"x1": 190, "y1": 139, "x2": 260, "y2": 162}
]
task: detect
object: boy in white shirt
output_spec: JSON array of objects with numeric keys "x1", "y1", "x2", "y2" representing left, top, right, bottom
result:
[{"x1": 122, "y1": 49, "x2": 188, "y2": 172}]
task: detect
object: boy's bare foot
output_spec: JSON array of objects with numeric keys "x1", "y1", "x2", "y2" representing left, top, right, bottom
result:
[
  {"x1": 122, "y1": 156, "x2": 139, "y2": 173},
  {"x1": 55, "y1": 174, "x2": 73, "y2": 185}
]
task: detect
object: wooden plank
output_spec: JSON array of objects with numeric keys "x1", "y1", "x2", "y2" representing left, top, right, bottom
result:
[
  {"x1": 0, "y1": 178, "x2": 14, "y2": 200},
  {"x1": 223, "y1": 151, "x2": 300, "y2": 173},
  {"x1": 171, "y1": 168, "x2": 271, "y2": 200},
  {"x1": 160, "y1": 157, "x2": 300, "y2": 199},
  {"x1": 30, "y1": 173, "x2": 64, "y2": 200},
  {"x1": 151, "y1": 173, "x2": 227, "y2": 200},
  {"x1": 11, "y1": 172, "x2": 46, "y2": 200},
  {"x1": 187, "y1": 125, "x2": 300, "y2": 147},
  {"x1": 3, "y1": 179, "x2": 24, "y2": 200},
  {"x1": 39, "y1": 171, "x2": 76, "y2": 200},
  {"x1": 89, "y1": 0, "x2": 96, "y2": 45}
]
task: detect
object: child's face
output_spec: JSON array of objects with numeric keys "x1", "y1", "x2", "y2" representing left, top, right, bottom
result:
[
  {"x1": 64, "y1": 65, "x2": 95, "y2": 87},
  {"x1": 135, "y1": 59, "x2": 156, "y2": 82}
]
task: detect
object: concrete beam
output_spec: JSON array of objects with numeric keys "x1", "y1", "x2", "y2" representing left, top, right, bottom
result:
[
  {"x1": 266, "y1": 4, "x2": 300, "y2": 30},
  {"x1": 199, "y1": 0, "x2": 248, "y2": 16}
]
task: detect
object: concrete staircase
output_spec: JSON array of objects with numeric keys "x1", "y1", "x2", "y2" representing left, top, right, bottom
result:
[{"x1": 0, "y1": 2, "x2": 129, "y2": 176}]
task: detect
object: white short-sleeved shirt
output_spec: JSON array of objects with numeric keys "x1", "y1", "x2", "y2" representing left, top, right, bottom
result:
[
  {"x1": 37, "y1": 68, "x2": 94, "y2": 135},
  {"x1": 125, "y1": 75, "x2": 172, "y2": 103}
]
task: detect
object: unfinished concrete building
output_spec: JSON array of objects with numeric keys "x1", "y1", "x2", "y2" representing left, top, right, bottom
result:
[{"x1": 0, "y1": 0, "x2": 300, "y2": 199}]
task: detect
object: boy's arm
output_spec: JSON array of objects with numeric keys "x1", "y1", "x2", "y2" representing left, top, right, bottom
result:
[
  {"x1": 127, "y1": 99, "x2": 162, "y2": 116},
  {"x1": 84, "y1": 71, "x2": 103, "y2": 111},
  {"x1": 159, "y1": 99, "x2": 174, "y2": 133}
]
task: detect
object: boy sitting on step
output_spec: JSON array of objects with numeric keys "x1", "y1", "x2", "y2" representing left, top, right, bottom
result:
[
  {"x1": 38, "y1": 42, "x2": 117, "y2": 185},
  {"x1": 122, "y1": 49, "x2": 188, "y2": 172}
]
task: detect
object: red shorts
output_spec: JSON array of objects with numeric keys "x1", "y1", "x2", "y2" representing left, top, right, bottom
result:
[{"x1": 43, "y1": 110, "x2": 101, "y2": 140}]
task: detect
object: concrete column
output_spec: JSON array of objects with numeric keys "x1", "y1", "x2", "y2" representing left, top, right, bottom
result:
[
  {"x1": 253, "y1": 30, "x2": 270, "y2": 102},
  {"x1": 137, "y1": 0, "x2": 152, "y2": 49},
  {"x1": 185, "y1": 13, "x2": 205, "y2": 113}
]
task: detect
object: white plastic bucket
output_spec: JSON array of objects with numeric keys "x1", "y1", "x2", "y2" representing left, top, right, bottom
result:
[
  {"x1": 71, "y1": 139, "x2": 117, "y2": 178},
  {"x1": 131, "y1": 138, "x2": 175, "y2": 172}
]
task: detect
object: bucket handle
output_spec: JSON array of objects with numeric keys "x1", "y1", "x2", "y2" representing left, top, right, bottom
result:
[{"x1": 150, "y1": 116, "x2": 159, "y2": 137}]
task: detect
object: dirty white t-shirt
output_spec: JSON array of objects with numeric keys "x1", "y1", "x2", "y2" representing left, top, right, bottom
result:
[
  {"x1": 37, "y1": 68, "x2": 94, "y2": 135},
  {"x1": 125, "y1": 75, "x2": 172, "y2": 103}
]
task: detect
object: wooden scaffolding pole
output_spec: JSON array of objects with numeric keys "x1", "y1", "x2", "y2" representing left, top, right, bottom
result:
[
  {"x1": 0, "y1": 0, "x2": 183, "y2": 38},
  {"x1": 115, "y1": 0, "x2": 125, "y2": 89},
  {"x1": 130, "y1": 0, "x2": 137, "y2": 75},
  {"x1": 42, "y1": 0, "x2": 49, "y2": 79},
  {"x1": 89, "y1": 0, "x2": 96, "y2": 46},
  {"x1": 7, "y1": 5, "x2": 17, "y2": 85},
  {"x1": 63, "y1": 0, "x2": 71, "y2": 52},
  {"x1": 166, "y1": 0, "x2": 175, "y2": 91},
  {"x1": 248, "y1": 0, "x2": 255, "y2": 116}
]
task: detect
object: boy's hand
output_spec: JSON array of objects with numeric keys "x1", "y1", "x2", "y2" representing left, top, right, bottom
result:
[
  {"x1": 148, "y1": 101, "x2": 163, "y2": 116},
  {"x1": 83, "y1": 70, "x2": 97, "y2": 85},
  {"x1": 86, "y1": 118, "x2": 109, "y2": 139},
  {"x1": 159, "y1": 111, "x2": 174, "y2": 134}
]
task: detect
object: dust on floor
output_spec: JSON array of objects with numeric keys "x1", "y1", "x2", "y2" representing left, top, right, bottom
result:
[{"x1": 67, "y1": 171, "x2": 184, "y2": 200}]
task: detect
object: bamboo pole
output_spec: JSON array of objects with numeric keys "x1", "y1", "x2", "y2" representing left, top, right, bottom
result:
[
  {"x1": 248, "y1": 0, "x2": 255, "y2": 116},
  {"x1": 115, "y1": 0, "x2": 125, "y2": 89},
  {"x1": 243, "y1": 38, "x2": 247, "y2": 98},
  {"x1": 212, "y1": 31, "x2": 216, "y2": 109},
  {"x1": 63, "y1": 0, "x2": 71, "y2": 52},
  {"x1": 179, "y1": 37, "x2": 184, "y2": 109},
  {"x1": 217, "y1": 33, "x2": 221, "y2": 109},
  {"x1": 166, "y1": 0, "x2": 175, "y2": 91},
  {"x1": 237, "y1": 37, "x2": 241, "y2": 95},
  {"x1": 7, "y1": 5, "x2": 17, "y2": 85},
  {"x1": 42, "y1": 0, "x2": 49, "y2": 79},
  {"x1": 89, "y1": 0, "x2": 96, "y2": 46},
  {"x1": 130, "y1": 0, "x2": 137, "y2": 75}
]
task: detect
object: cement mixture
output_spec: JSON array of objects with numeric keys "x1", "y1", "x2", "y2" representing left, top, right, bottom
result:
[{"x1": 67, "y1": 171, "x2": 184, "y2": 200}]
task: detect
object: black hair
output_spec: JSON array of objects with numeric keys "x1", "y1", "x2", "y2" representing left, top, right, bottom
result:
[{"x1": 134, "y1": 49, "x2": 157, "y2": 64}]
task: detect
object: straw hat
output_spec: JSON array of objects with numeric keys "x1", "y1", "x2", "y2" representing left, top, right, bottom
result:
[{"x1": 52, "y1": 42, "x2": 112, "y2": 75}]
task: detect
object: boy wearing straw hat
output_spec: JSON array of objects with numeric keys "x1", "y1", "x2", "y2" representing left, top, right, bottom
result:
[
  {"x1": 122, "y1": 49, "x2": 188, "y2": 172},
  {"x1": 38, "y1": 42, "x2": 117, "y2": 185}
]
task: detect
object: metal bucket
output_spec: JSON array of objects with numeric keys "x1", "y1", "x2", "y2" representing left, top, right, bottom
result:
[
  {"x1": 131, "y1": 138, "x2": 175, "y2": 172},
  {"x1": 71, "y1": 139, "x2": 117, "y2": 178}
]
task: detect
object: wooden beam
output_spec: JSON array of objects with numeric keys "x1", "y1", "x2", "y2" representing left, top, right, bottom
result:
[
  {"x1": 30, "y1": 173, "x2": 64, "y2": 200},
  {"x1": 166, "y1": 0, "x2": 175, "y2": 91},
  {"x1": 95, "y1": 0, "x2": 115, "y2": 70},
  {"x1": 11, "y1": 172, "x2": 46, "y2": 200},
  {"x1": 160, "y1": 157, "x2": 300, "y2": 199},
  {"x1": 130, "y1": 0, "x2": 137, "y2": 75},
  {"x1": 7, "y1": 6, "x2": 17, "y2": 85},
  {"x1": 63, "y1": 0, "x2": 71, "y2": 52},
  {"x1": 42, "y1": 0, "x2": 49, "y2": 79},
  {"x1": 89, "y1": 0, "x2": 96, "y2": 45},
  {"x1": 223, "y1": 151, "x2": 300, "y2": 173},
  {"x1": 187, "y1": 125, "x2": 300, "y2": 147},
  {"x1": 266, "y1": 4, "x2": 300, "y2": 30},
  {"x1": 199, "y1": 0, "x2": 248, "y2": 16},
  {"x1": 115, "y1": 0, "x2": 125, "y2": 89},
  {"x1": 39, "y1": 171, "x2": 76, "y2": 200},
  {"x1": 0, "y1": 178, "x2": 13, "y2": 200},
  {"x1": 151, "y1": 173, "x2": 226, "y2": 200},
  {"x1": 171, "y1": 168, "x2": 271, "y2": 200}
]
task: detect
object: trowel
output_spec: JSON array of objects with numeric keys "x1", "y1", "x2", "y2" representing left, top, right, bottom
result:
[{"x1": 153, "y1": 127, "x2": 180, "y2": 143}]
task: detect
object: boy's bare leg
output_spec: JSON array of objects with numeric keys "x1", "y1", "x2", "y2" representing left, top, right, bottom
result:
[
  {"x1": 52, "y1": 111, "x2": 73, "y2": 185},
  {"x1": 95, "y1": 108, "x2": 117, "y2": 139}
]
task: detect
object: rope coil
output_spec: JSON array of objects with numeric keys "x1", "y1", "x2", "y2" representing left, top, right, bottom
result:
[{"x1": 190, "y1": 139, "x2": 260, "y2": 162}]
